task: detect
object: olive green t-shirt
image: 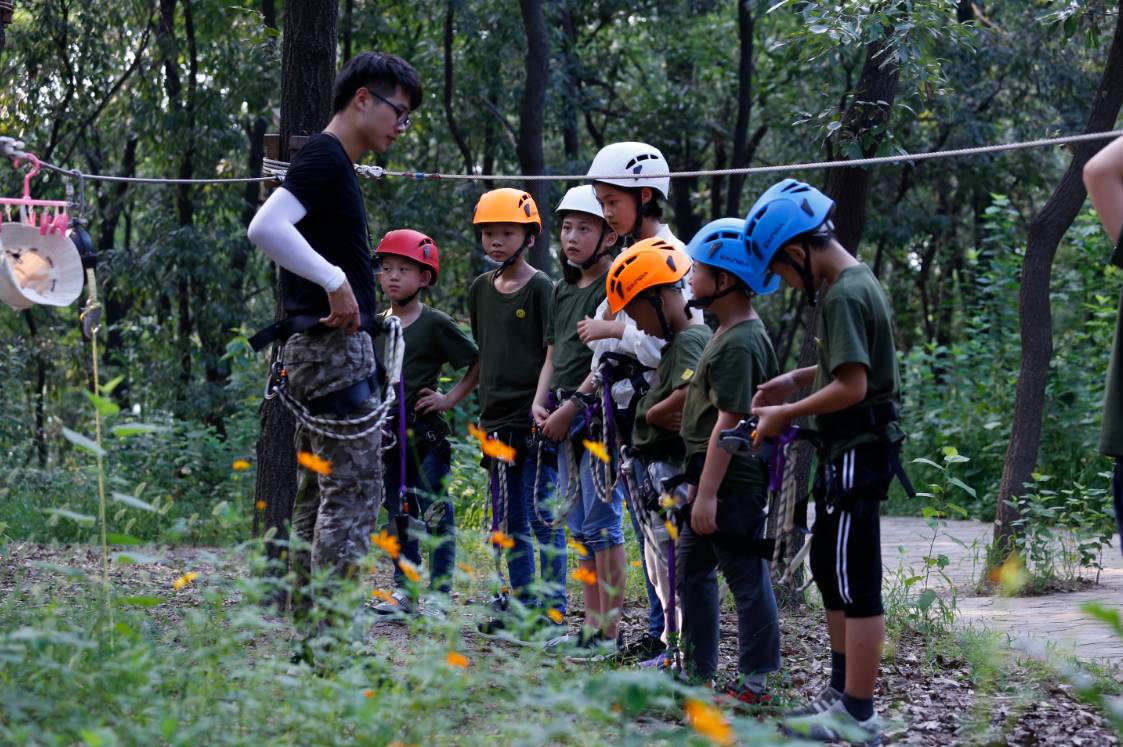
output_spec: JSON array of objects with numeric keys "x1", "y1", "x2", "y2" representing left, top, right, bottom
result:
[
  {"x1": 379, "y1": 305, "x2": 478, "y2": 438},
  {"x1": 812, "y1": 263, "x2": 905, "y2": 460},
  {"x1": 469, "y1": 269, "x2": 554, "y2": 431},
  {"x1": 548, "y1": 271, "x2": 608, "y2": 392},
  {"x1": 633, "y1": 324, "x2": 711, "y2": 457},
  {"x1": 681, "y1": 318, "x2": 778, "y2": 490}
]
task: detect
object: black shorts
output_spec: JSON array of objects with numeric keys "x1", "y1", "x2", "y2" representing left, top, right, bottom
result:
[{"x1": 809, "y1": 443, "x2": 890, "y2": 618}]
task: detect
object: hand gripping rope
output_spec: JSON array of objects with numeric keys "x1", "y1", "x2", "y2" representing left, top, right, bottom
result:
[{"x1": 265, "y1": 315, "x2": 405, "y2": 442}]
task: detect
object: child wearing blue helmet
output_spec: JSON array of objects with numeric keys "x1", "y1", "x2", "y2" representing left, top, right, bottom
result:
[
  {"x1": 746, "y1": 179, "x2": 907, "y2": 746},
  {"x1": 676, "y1": 218, "x2": 782, "y2": 702}
]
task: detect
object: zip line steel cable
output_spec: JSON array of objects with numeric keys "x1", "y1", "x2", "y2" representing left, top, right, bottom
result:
[{"x1": 4, "y1": 129, "x2": 1123, "y2": 188}]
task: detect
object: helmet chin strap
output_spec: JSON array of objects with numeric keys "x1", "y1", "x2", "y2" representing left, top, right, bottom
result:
[
  {"x1": 493, "y1": 233, "x2": 534, "y2": 281},
  {"x1": 574, "y1": 224, "x2": 612, "y2": 269},
  {"x1": 776, "y1": 241, "x2": 818, "y2": 307},
  {"x1": 641, "y1": 290, "x2": 676, "y2": 341},
  {"x1": 685, "y1": 271, "x2": 745, "y2": 310}
]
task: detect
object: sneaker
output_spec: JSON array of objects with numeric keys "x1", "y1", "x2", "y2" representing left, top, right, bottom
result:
[
  {"x1": 638, "y1": 650, "x2": 675, "y2": 670},
  {"x1": 782, "y1": 698, "x2": 882, "y2": 746},
  {"x1": 370, "y1": 589, "x2": 415, "y2": 616},
  {"x1": 544, "y1": 628, "x2": 589, "y2": 655},
  {"x1": 477, "y1": 616, "x2": 510, "y2": 638},
  {"x1": 716, "y1": 681, "x2": 774, "y2": 709},
  {"x1": 785, "y1": 686, "x2": 842, "y2": 717},
  {"x1": 613, "y1": 632, "x2": 666, "y2": 663}
]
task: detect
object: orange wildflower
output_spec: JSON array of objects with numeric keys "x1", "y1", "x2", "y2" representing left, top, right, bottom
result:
[
  {"x1": 467, "y1": 424, "x2": 517, "y2": 463},
  {"x1": 297, "y1": 451, "x2": 332, "y2": 476},
  {"x1": 371, "y1": 588, "x2": 394, "y2": 603},
  {"x1": 572, "y1": 567, "x2": 597, "y2": 586},
  {"x1": 582, "y1": 439, "x2": 611, "y2": 463},
  {"x1": 363, "y1": 689, "x2": 375, "y2": 699},
  {"x1": 399, "y1": 558, "x2": 421, "y2": 583},
  {"x1": 371, "y1": 529, "x2": 401, "y2": 560},
  {"x1": 446, "y1": 651, "x2": 470, "y2": 669},
  {"x1": 489, "y1": 530, "x2": 515, "y2": 551},
  {"x1": 684, "y1": 698, "x2": 733, "y2": 746},
  {"x1": 631, "y1": 560, "x2": 642, "y2": 568},
  {"x1": 172, "y1": 571, "x2": 199, "y2": 591},
  {"x1": 232, "y1": 459, "x2": 251, "y2": 471},
  {"x1": 255, "y1": 500, "x2": 267, "y2": 511},
  {"x1": 457, "y1": 562, "x2": 476, "y2": 575},
  {"x1": 546, "y1": 608, "x2": 564, "y2": 624}
]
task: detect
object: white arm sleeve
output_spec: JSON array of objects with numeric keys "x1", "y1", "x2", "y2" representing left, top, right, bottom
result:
[{"x1": 246, "y1": 188, "x2": 347, "y2": 293}]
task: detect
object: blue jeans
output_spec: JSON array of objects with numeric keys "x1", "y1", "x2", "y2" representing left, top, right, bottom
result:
[
  {"x1": 385, "y1": 437, "x2": 455, "y2": 593},
  {"x1": 561, "y1": 447, "x2": 625, "y2": 553},
  {"x1": 624, "y1": 478, "x2": 665, "y2": 638},
  {"x1": 491, "y1": 439, "x2": 567, "y2": 614}
]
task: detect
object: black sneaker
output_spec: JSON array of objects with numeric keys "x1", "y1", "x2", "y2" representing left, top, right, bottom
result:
[{"x1": 613, "y1": 632, "x2": 666, "y2": 663}]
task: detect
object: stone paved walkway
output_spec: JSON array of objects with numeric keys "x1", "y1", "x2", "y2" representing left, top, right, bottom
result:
[{"x1": 879, "y1": 516, "x2": 1123, "y2": 669}]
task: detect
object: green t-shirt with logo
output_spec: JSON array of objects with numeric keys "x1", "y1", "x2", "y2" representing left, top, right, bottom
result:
[
  {"x1": 548, "y1": 271, "x2": 608, "y2": 393},
  {"x1": 812, "y1": 263, "x2": 905, "y2": 460},
  {"x1": 469, "y1": 269, "x2": 554, "y2": 431},
  {"x1": 633, "y1": 324, "x2": 711, "y2": 457},
  {"x1": 379, "y1": 304, "x2": 478, "y2": 439},
  {"x1": 681, "y1": 318, "x2": 778, "y2": 490}
]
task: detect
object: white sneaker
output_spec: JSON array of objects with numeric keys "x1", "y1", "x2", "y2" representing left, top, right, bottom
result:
[
  {"x1": 370, "y1": 589, "x2": 415, "y2": 616},
  {"x1": 783, "y1": 698, "x2": 881, "y2": 746},
  {"x1": 785, "y1": 685, "x2": 843, "y2": 717}
]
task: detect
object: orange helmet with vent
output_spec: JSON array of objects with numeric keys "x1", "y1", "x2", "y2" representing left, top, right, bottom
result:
[
  {"x1": 472, "y1": 188, "x2": 542, "y2": 233},
  {"x1": 605, "y1": 238, "x2": 691, "y2": 314}
]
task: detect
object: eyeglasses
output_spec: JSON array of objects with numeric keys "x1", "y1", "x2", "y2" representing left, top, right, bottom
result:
[{"x1": 365, "y1": 87, "x2": 412, "y2": 129}]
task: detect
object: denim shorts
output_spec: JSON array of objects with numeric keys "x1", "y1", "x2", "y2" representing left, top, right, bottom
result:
[{"x1": 561, "y1": 446, "x2": 624, "y2": 553}]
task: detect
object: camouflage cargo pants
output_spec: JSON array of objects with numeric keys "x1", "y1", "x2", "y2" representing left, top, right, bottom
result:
[{"x1": 283, "y1": 327, "x2": 383, "y2": 617}]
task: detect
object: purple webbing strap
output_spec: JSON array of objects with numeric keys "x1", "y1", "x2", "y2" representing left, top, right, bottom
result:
[
  {"x1": 600, "y1": 361, "x2": 617, "y2": 451},
  {"x1": 666, "y1": 537, "x2": 677, "y2": 638},
  {"x1": 397, "y1": 378, "x2": 408, "y2": 513},
  {"x1": 767, "y1": 426, "x2": 802, "y2": 493}
]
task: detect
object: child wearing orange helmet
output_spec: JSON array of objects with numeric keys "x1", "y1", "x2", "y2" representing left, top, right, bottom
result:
[
  {"x1": 370, "y1": 229, "x2": 479, "y2": 616},
  {"x1": 469, "y1": 188, "x2": 568, "y2": 638}
]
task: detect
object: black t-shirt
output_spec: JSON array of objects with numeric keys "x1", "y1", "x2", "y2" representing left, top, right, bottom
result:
[{"x1": 279, "y1": 133, "x2": 376, "y2": 320}]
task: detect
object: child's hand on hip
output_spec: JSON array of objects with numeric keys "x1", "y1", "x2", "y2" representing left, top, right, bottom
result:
[{"x1": 415, "y1": 388, "x2": 449, "y2": 414}]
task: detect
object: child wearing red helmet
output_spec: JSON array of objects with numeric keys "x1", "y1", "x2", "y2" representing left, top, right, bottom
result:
[{"x1": 372, "y1": 229, "x2": 479, "y2": 615}]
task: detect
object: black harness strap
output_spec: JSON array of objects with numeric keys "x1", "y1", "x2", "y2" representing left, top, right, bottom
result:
[{"x1": 249, "y1": 314, "x2": 324, "y2": 352}]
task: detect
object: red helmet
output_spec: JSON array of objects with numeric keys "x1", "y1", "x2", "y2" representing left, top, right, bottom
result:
[{"x1": 375, "y1": 229, "x2": 441, "y2": 285}]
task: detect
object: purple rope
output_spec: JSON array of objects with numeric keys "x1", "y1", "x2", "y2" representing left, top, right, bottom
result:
[
  {"x1": 600, "y1": 361, "x2": 617, "y2": 452},
  {"x1": 397, "y1": 378, "x2": 408, "y2": 514},
  {"x1": 767, "y1": 426, "x2": 803, "y2": 493},
  {"x1": 666, "y1": 537, "x2": 677, "y2": 638}
]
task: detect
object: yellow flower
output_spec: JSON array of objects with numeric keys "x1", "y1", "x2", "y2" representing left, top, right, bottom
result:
[
  {"x1": 572, "y1": 567, "x2": 597, "y2": 586},
  {"x1": 232, "y1": 459, "x2": 251, "y2": 471},
  {"x1": 684, "y1": 698, "x2": 733, "y2": 746},
  {"x1": 297, "y1": 451, "x2": 332, "y2": 476},
  {"x1": 399, "y1": 558, "x2": 421, "y2": 583},
  {"x1": 371, "y1": 529, "x2": 401, "y2": 560},
  {"x1": 255, "y1": 500, "x2": 267, "y2": 511},
  {"x1": 660, "y1": 493, "x2": 676, "y2": 510},
  {"x1": 371, "y1": 588, "x2": 394, "y2": 603},
  {"x1": 172, "y1": 571, "x2": 199, "y2": 591},
  {"x1": 582, "y1": 439, "x2": 611, "y2": 464},
  {"x1": 665, "y1": 520, "x2": 679, "y2": 542},
  {"x1": 446, "y1": 651, "x2": 470, "y2": 669},
  {"x1": 489, "y1": 530, "x2": 515, "y2": 551},
  {"x1": 567, "y1": 538, "x2": 588, "y2": 558},
  {"x1": 631, "y1": 560, "x2": 642, "y2": 568},
  {"x1": 988, "y1": 551, "x2": 1029, "y2": 596},
  {"x1": 468, "y1": 424, "x2": 517, "y2": 463},
  {"x1": 546, "y1": 608, "x2": 564, "y2": 624}
]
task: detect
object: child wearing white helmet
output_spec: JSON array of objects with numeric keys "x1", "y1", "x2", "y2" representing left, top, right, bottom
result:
[{"x1": 533, "y1": 185, "x2": 627, "y2": 657}]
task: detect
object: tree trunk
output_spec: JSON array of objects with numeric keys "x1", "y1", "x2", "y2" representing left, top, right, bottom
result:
[
  {"x1": 341, "y1": 0, "x2": 353, "y2": 62},
  {"x1": 23, "y1": 310, "x2": 48, "y2": 469},
  {"x1": 559, "y1": 3, "x2": 581, "y2": 164},
  {"x1": 517, "y1": 0, "x2": 551, "y2": 272},
  {"x1": 443, "y1": 1, "x2": 474, "y2": 175},
  {"x1": 255, "y1": 0, "x2": 339, "y2": 587},
  {"x1": 995, "y1": 0, "x2": 1123, "y2": 560},
  {"x1": 724, "y1": 0, "x2": 756, "y2": 217}
]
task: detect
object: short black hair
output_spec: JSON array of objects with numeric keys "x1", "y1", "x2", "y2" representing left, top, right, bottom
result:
[
  {"x1": 640, "y1": 193, "x2": 664, "y2": 220},
  {"x1": 332, "y1": 52, "x2": 422, "y2": 114}
]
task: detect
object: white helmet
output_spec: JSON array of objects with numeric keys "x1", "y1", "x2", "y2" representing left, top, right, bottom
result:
[
  {"x1": 0, "y1": 222, "x2": 84, "y2": 311},
  {"x1": 586, "y1": 141, "x2": 671, "y2": 200},
  {"x1": 555, "y1": 184, "x2": 605, "y2": 219}
]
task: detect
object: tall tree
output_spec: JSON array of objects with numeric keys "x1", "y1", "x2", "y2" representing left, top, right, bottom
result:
[
  {"x1": 724, "y1": 0, "x2": 766, "y2": 217},
  {"x1": 517, "y1": 0, "x2": 551, "y2": 270},
  {"x1": 995, "y1": 0, "x2": 1123, "y2": 559},
  {"x1": 255, "y1": 0, "x2": 339, "y2": 590}
]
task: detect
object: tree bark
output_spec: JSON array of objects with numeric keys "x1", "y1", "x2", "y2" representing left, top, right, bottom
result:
[
  {"x1": 517, "y1": 0, "x2": 551, "y2": 272},
  {"x1": 724, "y1": 0, "x2": 756, "y2": 216},
  {"x1": 443, "y1": 1, "x2": 474, "y2": 175},
  {"x1": 559, "y1": 3, "x2": 581, "y2": 164},
  {"x1": 995, "y1": 0, "x2": 1123, "y2": 559},
  {"x1": 255, "y1": 0, "x2": 339, "y2": 586}
]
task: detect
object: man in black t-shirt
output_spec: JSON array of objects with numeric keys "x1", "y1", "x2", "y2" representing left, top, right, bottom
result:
[{"x1": 247, "y1": 53, "x2": 422, "y2": 644}]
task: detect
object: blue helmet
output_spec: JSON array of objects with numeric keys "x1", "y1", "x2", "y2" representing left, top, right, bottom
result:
[
  {"x1": 741, "y1": 179, "x2": 835, "y2": 268},
  {"x1": 686, "y1": 217, "x2": 780, "y2": 296}
]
